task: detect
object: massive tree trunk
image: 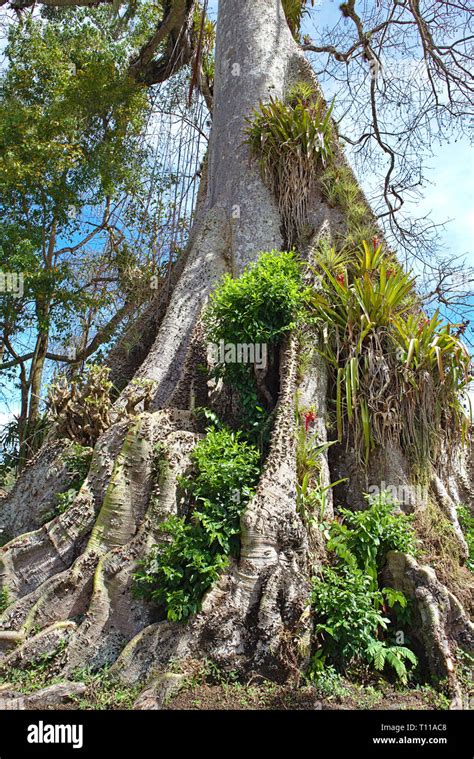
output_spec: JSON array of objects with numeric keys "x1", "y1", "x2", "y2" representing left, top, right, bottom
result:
[{"x1": 0, "y1": 0, "x2": 472, "y2": 708}]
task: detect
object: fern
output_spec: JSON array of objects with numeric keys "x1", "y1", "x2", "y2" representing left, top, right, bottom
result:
[{"x1": 366, "y1": 640, "x2": 418, "y2": 684}]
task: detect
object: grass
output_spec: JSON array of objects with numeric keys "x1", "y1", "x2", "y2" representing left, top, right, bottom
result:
[
  {"x1": 0, "y1": 651, "x2": 454, "y2": 711},
  {"x1": 0, "y1": 660, "x2": 142, "y2": 710},
  {"x1": 164, "y1": 666, "x2": 451, "y2": 711},
  {"x1": 69, "y1": 668, "x2": 142, "y2": 710},
  {"x1": 0, "y1": 642, "x2": 67, "y2": 694}
]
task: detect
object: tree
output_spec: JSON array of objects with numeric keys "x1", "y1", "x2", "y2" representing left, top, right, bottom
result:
[
  {"x1": 0, "y1": 0, "x2": 472, "y2": 709},
  {"x1": 0, "y1": 9, "x2": 201, "y2": 469},
  {"x1": 0, "y1": 14, "x2": 150, "y2": 465}
]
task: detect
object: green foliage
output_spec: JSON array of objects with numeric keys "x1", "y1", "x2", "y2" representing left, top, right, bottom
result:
[
  {"x1": 41, "y1": 443, "x2": 93, "y2": 524},
  {"x1": 77, "y1": 680, "x2": 141, "y2": 710},
  {"x1": 286, "y1": 81, "x2": 319, "y2": 107},
  {"x1": 206, "y1": 251, "x2": 307, "y2": 346},
  {"x1": 312, "y1": 565, "x2": 389, "y2": 663},
  {"x1": 70, "y1": 667, "x2": 142, "y2": 710},
  {"x1": 205, "y1": 251, "x2": 307, "y2": 435},
  {"x1": 0, "y1": 11, "x2": 152, "y2": 469},
  {"x1": 0, "y1": 17, "x2": 147, "y2": 217},
  {"x1": 54, "y1": 488, "x2": 79, "y2": 515},
  {"x1": 319, "y1": 162, "x2": 377, "y2": 247},
  {"x1": 328, "y1": 491, "x2": 417, "y2": 581},
  {"x1": 307, "y1": 660, "x2": 349, "y2": 698},
  {"x1": 62, "y1": 443, "x2": 94, "y2": 490},
  {"x1": 311, "y1": 239, "x2": 471, "y2": 466},
  {"x1": 0, "y1": 15, "x2": 148, "y2": 322},
  {"x1": 245, "y1": 94, "x2": 334, "y2": 245},
  {"x1": 134, "y1": 515, "x2": 229, "y2": 622},
  {"x1": 311, "y1": 491, "x2": 418, "y2": 683},
  {"x1": 365, "y1": 640, "x2": 418, "y2": 683},
  {"x1": 179, "y1": 427, "x2": 260, "y2": 523},
  {"x1": 0, "y1": 655, "x2": 140, "y2": 708},
  {"x1": 311, "y1": 566, "x2": 417, "y2": 684},
  {"x1": 457, "y1": 505, "x2": 474, "y2": 573},
  {"x1": 134, "y1": 427, "x2": 260, "y2": 622},
  {"x1": 0, "y1": 414, "x2": 49, "y2": 484},
  {"x1": 0, "y1": 586, "x2": 11, "y2": 615},
  {"x1": 394, "y1": 314, "x2": 472, "y2": 462},
  {"x1": 0, "y1": 638, "x2": 67, "y2": 694},
  {"x1": 295, "y1": 431, "x2": 345, "y2": 525},
  {"x1": 282, "y1": 0, "x2": 315, "y2": 40}
]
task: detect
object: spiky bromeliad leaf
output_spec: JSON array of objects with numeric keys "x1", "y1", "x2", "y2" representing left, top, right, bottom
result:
[
  {"x1": 245, "y1": 93, "x2": 334, "y2": 246},
  {"x1": 310, "y1": 239, "x2": 472, "y2": 467},
  {"x1": 282, "y1": 0, "x2": 316, "y2": 40}
]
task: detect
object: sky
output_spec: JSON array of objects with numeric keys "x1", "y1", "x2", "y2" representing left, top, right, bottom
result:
[{"x1": 0, "y1": 0, "x2": 472, "y2": 424}]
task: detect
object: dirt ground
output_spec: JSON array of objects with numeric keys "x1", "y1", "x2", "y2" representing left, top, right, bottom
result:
[{"x1": 164, "y1": 680, "x2": 450, "y2": 711}]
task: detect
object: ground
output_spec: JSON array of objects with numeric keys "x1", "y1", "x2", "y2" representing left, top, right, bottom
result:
[
  {"x1": 163, "y1": 679, "x2": 450, "y2": 712},
  {"x1": 0, "y1": 662, "x2": 452, "y2": 711}
]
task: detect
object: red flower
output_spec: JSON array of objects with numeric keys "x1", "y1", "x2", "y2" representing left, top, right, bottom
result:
[
  {"x1": 303, "y1": 410, "x2": 317, "y2": 431},
  {"x1": 386, "y1": 268, "x2": 396, "y2": 278},
  {"x1": 373, "y1": 236, "x2": 378, "y2": 253},
  {"x1": 336, "y1": 273, "x2": 345, "y2": 287}
]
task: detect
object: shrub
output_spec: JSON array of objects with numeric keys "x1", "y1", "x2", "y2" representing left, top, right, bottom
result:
[
  {"x1": 311, "y1": 491, "x2": 418, "y2": 683},
  {"x1": 180, "y1": 426, "x2": 261, "y2": 526},
  {"x1": 206, "y1": 251, "x2": 307, "y2": 347},
  {"x1": 133, "y1": 427, "x2": 260, "y2": 622},
  {"x1": 311, "y1": 566, "x2": 417, "y2": 684},
  {"x1": 312, "y1": 565, "x2": 386, "y2": 663},
  {"x1": 307, "y1": 661, "x2": 348, "y2": 698},
  {"x1": 328, "y1": 491, "x2": 417, "y2": 581},
  {"x1": 133, "y1": 515, "x2": 229, "y2": 622},
  {"x1": 205, "y1": 251, "x2": 308, "y2": 433}
]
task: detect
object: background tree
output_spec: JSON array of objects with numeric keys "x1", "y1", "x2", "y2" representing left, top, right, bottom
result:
[{"x1": 0, "y1": 8, "x2": 207, "y2": 470}]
